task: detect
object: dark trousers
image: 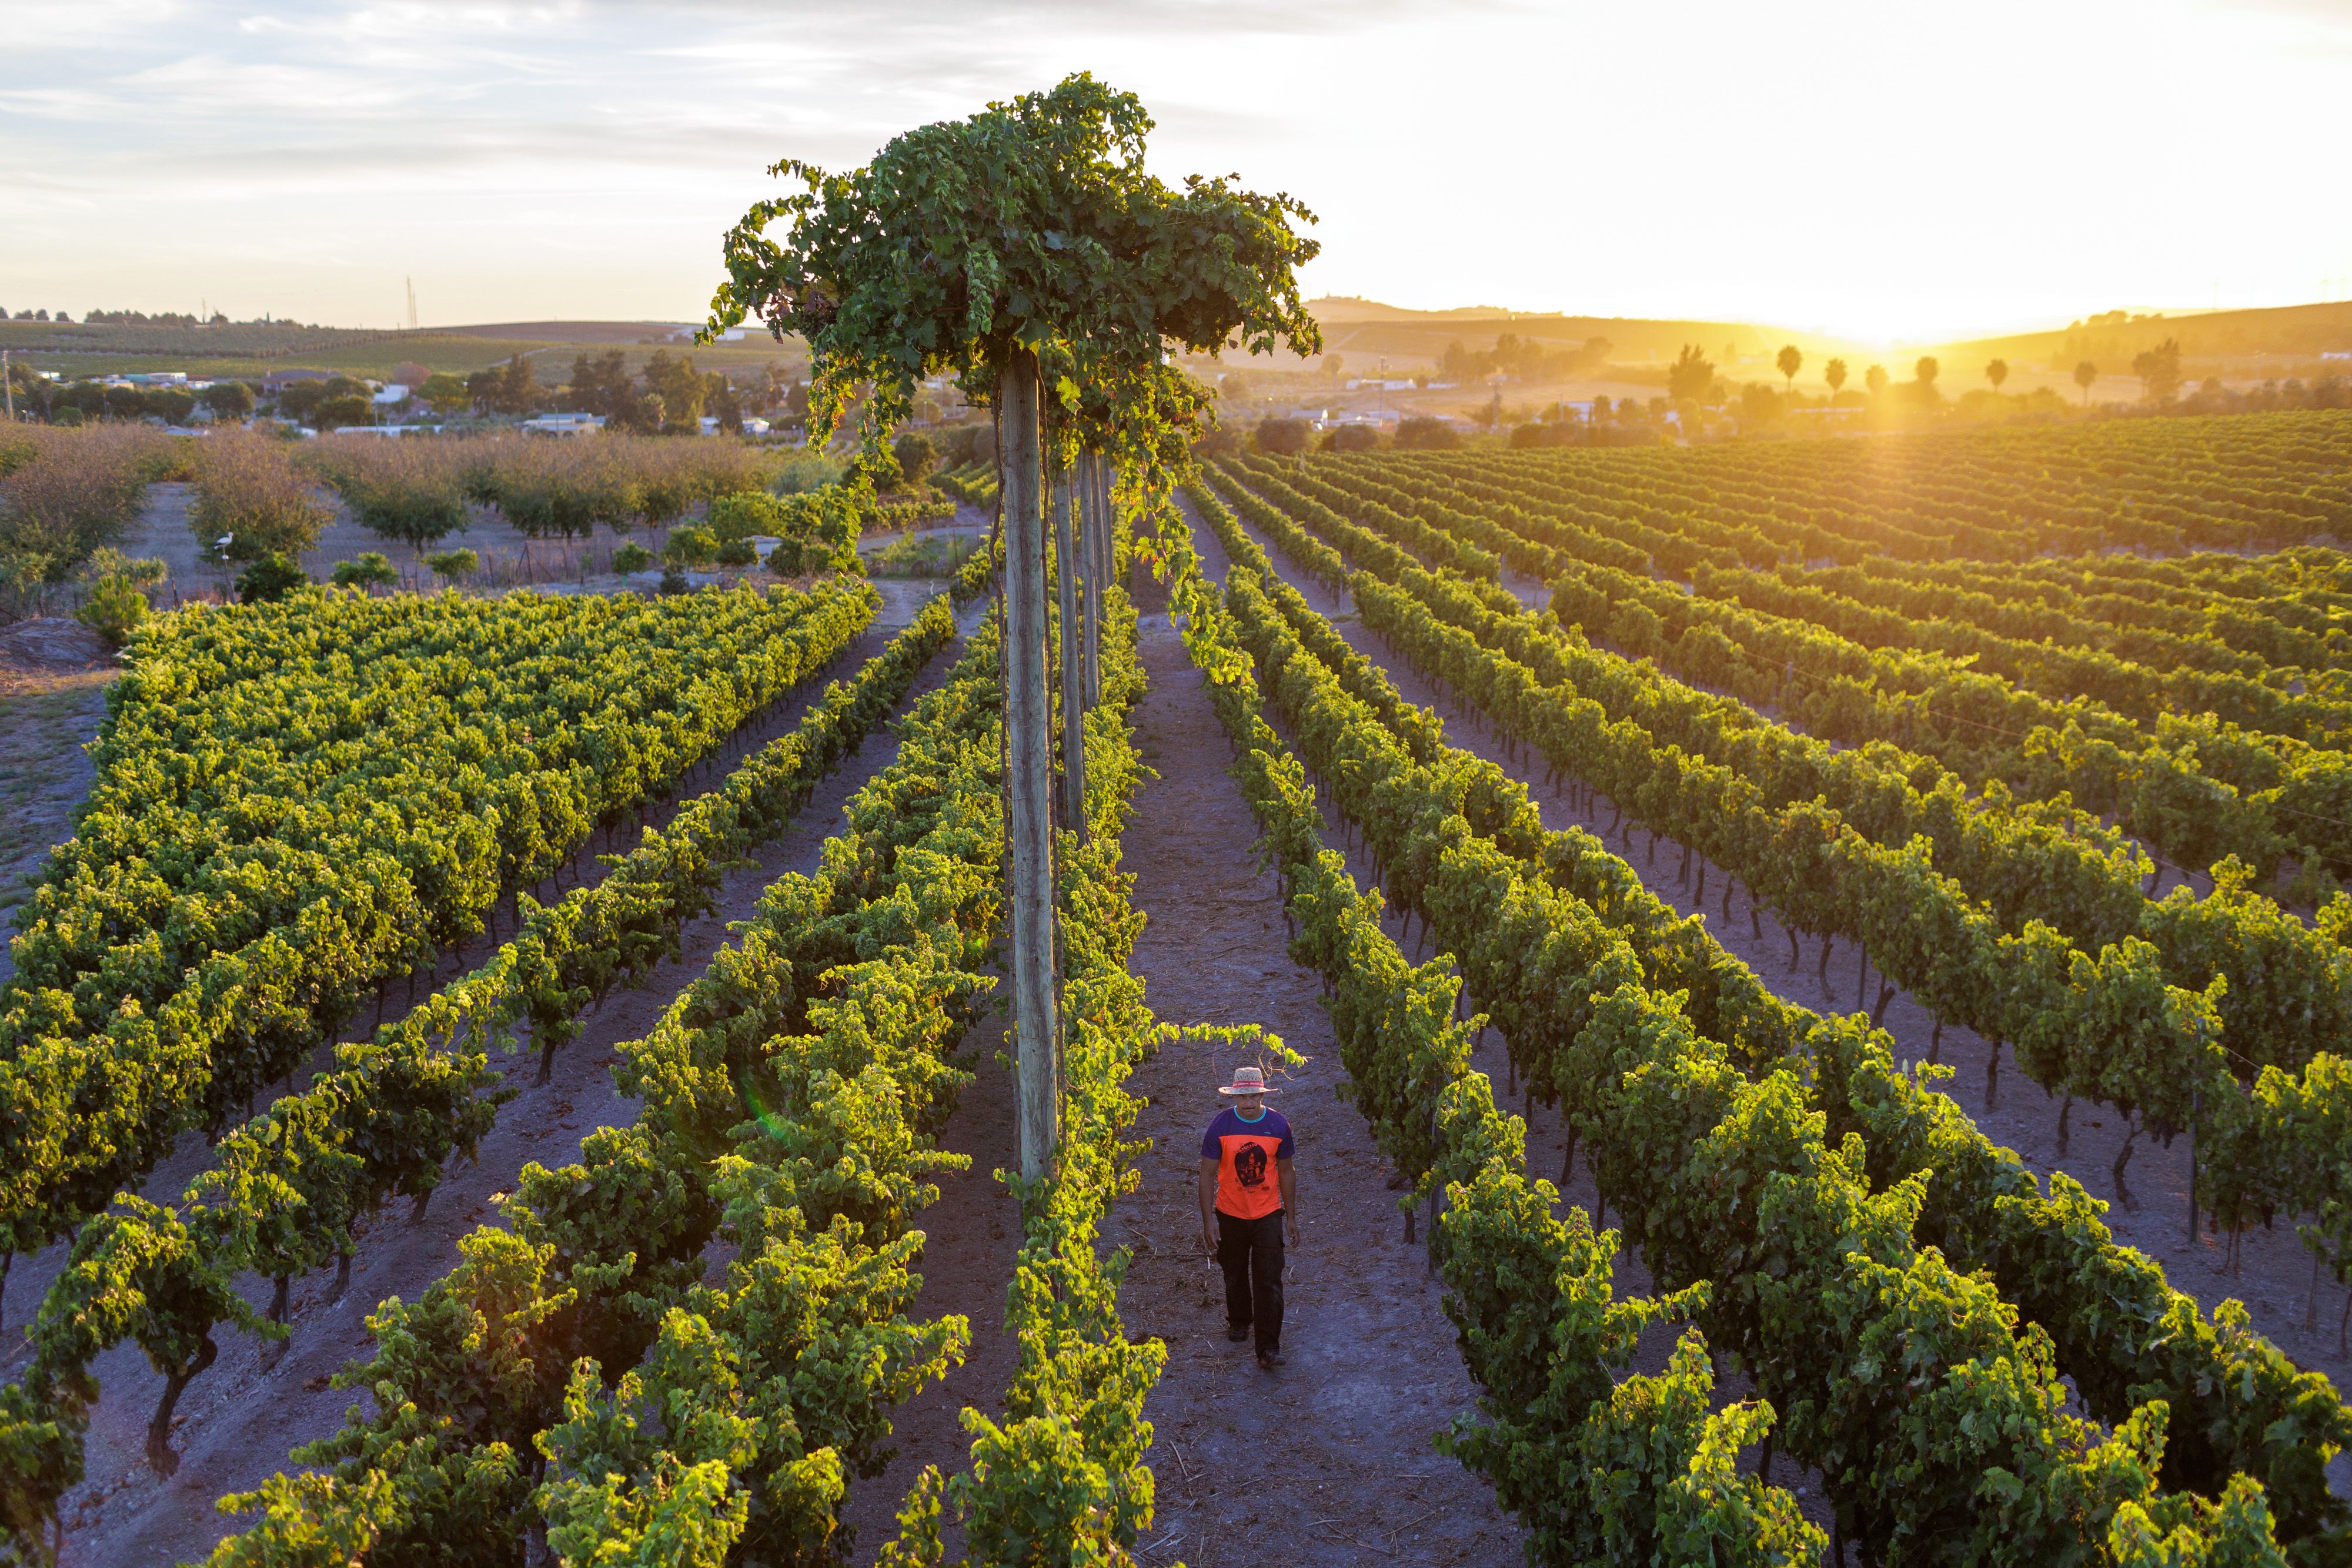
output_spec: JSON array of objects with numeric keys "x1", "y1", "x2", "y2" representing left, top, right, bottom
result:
[{"x1": 1217, "y1": 1208, "x2": 1285, "y2": 1353}]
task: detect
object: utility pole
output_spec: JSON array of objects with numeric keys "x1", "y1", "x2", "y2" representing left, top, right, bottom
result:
[
  {"x1": 1054, "y1": 463, "x2": 1088, "y2": 840},
  {"x1": 1001, "y1": 349, "x2": 1060, "y2": 1181},
  {"x1": 2, "y1": 350, "x2": 13, "y2": 423}
]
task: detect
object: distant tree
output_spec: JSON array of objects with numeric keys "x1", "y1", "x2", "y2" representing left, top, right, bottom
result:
[
  {"x1": 1255, "y1": 416, "x2": 1310, "y2": 455},
  {"x1": 892, "y1": 430, "x2": 938, "y2": 488},
  {"x1": 639, "y1": 351, "x2": 707, "y2": 434},
  {"x1": 1510, "y1": 422, "x2": 1556, "y2": 449},
  {"x1": 1865, "y1": 364, "x2": 1889, "y2": 397},
  {"x1": 145, "y1": 389, "x2": 196, "y2": 424},
  {"x1": 612, "y1": 540, "x2": 654, "y2": 574},
  {"x1": 493, "y1": 355, "x2": 542, "y2": 415},
  {"x1": 2074, "y1": 360, "x2": 2099, "y2": 405},
  {"x1": 1776, "y1": 345, "x2": 1802, "y2": 392},
  {"x1": 464, "y1": 368, "x2": 501, "y2": 414},
  {"x1": 566, "y1": 350, "x2": 632, "y2": 417},
  {"x1": 1914, "y1": 356, "x2": 1940, "y2": 390},
  {"x1": 103, "y1": 385, "x2": 146, "y2": 421},
  {"x1": 2132, "y1": 337, "x2": 2183, "y2": 403},
  {"x1": 202, "y1": 382, "x2": 255, "y2": 420},
  {"x1": 1324, "y1": 353, "x2": 1345, "y2": 379},
  {"x1": 418, "y1": 372, "x2": 468, "y2": 415},
  {"x1": 704, "y1": 372, "x2": 743, "y2": 434},
  {"x1": 1985, "y1": 357, "x2": 2010, "y2": 394},
  {"x1": 1395, "y1": 416, "x2": 1461, "y2": 450},
  {"x1": 1824, "y1": 359, "x2": 1849, "y2": 397},
  {"x1": 1667, "y1": 344, "x2": 1715, "y2": 402},
  {"x1": 314, "y1": 395, "x2": 373, "y2": 431},
  {"x1": 1326, "y1": 423, "x2": 1379, "y2": 452},
  {"x1": 1741, "y1": 382, "x2": 1783, "y2": 423}
]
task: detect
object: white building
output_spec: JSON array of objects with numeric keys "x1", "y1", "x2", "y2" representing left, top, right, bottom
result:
[{"x1": 521, "y1": 412, "x2": 606, "y2": 436}]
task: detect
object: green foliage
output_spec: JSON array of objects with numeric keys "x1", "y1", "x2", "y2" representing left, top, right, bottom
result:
[
  {"x1": 425, "y1": 546, "x2": 479, "y2": 583},
  {"x1": 71, "y1": 550, "x2": 162, "y2": 646},
  {"x1": 1255, "y1": 416, "x2": 1309, "y2": 456},
  {"x1": 331, "y1": 550, "x2": 399, "y2": 589},
  {"x1": 2, "y1": 587, "x2": 971, "y2": 1558},
  {"x1": 890, "y1": 430, "x2": 937, "y2": 489},
  {"x1": 1668, "y1": 343, "x2": 1716, "y2": 401},
  {"x1": 706, "y1": 72, "x2": 1319, "y2": 483},
  {"x1": 661, "y1": 527, "x2": 717, "y2": 570},
  {"x1": 192, "y1": 429, "x2": 331, "y2": 563},
  {"x1": 1179, "y1": 474, "x2": 2318, "y2": 1563},
  {"x1": 613, "y1": 540, "x2": 654, "y2": 574},
  {"x1": 235, "y1": 551, "x2": 306, "y2": 603}
]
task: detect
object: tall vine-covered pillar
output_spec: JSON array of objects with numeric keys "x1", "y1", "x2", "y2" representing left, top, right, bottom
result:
[
  {"x1": 1054, "y1": 465, "x2": 1088, "y2": 840},
  {"x1": 1078, "y1": 447, "x2": 1105, "y2": 708},
  {"x1": 1001, "y1": 347, "x2": 1060, "y2": 1179}
]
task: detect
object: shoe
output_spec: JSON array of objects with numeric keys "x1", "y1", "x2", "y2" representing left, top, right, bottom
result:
[
  {"x1": 1257, "y1": 1349, "x2": 1285, "y2": 1370},
  {"x1": 1226, "y1": 1325, "x2": 1251, "y2": 1343}
]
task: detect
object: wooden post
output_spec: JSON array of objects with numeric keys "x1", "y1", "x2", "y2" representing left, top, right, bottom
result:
[
  {"x1": 1002, "y1": 350, "x2": 1060, "y2": 1181},
  {"x1": 1080, "y1": 448, "x2": 1104, "y2": 708},
  {"x1": 1054, "y1": 466, "x2": 1088, "y2": 842}
]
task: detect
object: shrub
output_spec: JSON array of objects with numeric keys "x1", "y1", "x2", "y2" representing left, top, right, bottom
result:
[
  {"x1": 1324, "y1": 424, "x2": 1379, "y2": 452},
  {"x1": 191, "y1": 430, "x2": 332, "y2": 562},
  {"x1": 1255, "y1": 416, "x2": 1310, "y2": 456},
  {"x1": 332, "y1": 551, "x2": 400, "y2": 590},
  {"x1": 716, "y1": 536, "x2": 758, "y2": 568},
  {"x1": 426, "y1": 547, "x2": 480, "y2": 585},
  {"x1": 706, "y1": 490, "x2": 789, "y2": 541},
  {"x1": 72, "y1": 549, "x2": 163, "y2": 646},
  {"x1": 235, "y1": 551, "x2": 306, "y2": 603},
  {"x1": 612, "y1": 540, "x2": 654, "y2": 574},
  {"x1": 75, "y1": 576, "x2": 149, "y2": 645},
  {"x1": 662, "y1": 526, "x2": 718, "y2": 569},
  {"x1": 764, "y1": 537, "x2": 810, "y2": 577},
  {"x1": 1396, "y1": 416, "x2": 1461, "y2": 450},
  {"x1": 658, "y1": 564, "x2": 689, "y2": 596}
]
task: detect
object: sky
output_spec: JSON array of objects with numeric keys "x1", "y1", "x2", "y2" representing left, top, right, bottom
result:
[{"x1": 5, "y1": 0, "x2": 2351, "y2": 346}]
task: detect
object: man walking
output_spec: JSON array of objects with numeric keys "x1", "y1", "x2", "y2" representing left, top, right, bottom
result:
[{"x1": 1198, "y1": 1065, "x2": 1299, "y2": 1370}]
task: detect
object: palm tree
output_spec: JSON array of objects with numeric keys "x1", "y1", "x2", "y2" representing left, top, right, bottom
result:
[
  {"x1": 1824, "y1": 358, "x2": 1848, "y2": 398},
  {"x1": 2074, "y1": 360, "x2": 2098, "y2": 406},
  {"x1": 1776, "y1": 345, "x2": 1802, "y2": 393},
  {"x1": 1865, "y1": 364, "x2": 1889, "y2": 397},
  {"x1": 1986, "y1": 358, "x2": 2009, "y2": 394}
]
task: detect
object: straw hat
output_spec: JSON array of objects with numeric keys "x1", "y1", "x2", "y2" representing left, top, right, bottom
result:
[{"x1": 1217, "y1": 1065, "x2": 1279, "y2": 1098}]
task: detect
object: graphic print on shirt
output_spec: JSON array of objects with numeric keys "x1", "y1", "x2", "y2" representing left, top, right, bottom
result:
[{"x1": 1202, "y1": 1107, "x2": 1294, "y2": 1221}]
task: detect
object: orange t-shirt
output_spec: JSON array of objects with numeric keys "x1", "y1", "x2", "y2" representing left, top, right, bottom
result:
[{"x1": 1202, "y1": 1107, "x2": 1294, "y2": 1220}]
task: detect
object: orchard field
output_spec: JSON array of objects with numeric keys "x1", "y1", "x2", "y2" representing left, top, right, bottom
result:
[{"x1": 0, "y1": 404, "x2": 2350, "y2": 1567}]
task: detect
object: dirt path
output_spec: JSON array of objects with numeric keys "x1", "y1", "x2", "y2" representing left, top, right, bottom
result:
[
  {"x1": 1098, "y1": 600, "x2": 1521, "y2": 1568},
  {"x1": 45, "y1": 591, "x2": 971, "y2": 1568},
  {"x1": 1208, "y1": 489, "x2": 2352, "y2": 1499},
  {"x1": 838, "y1": 974, "x2": 1021, "y2": 1566}
]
